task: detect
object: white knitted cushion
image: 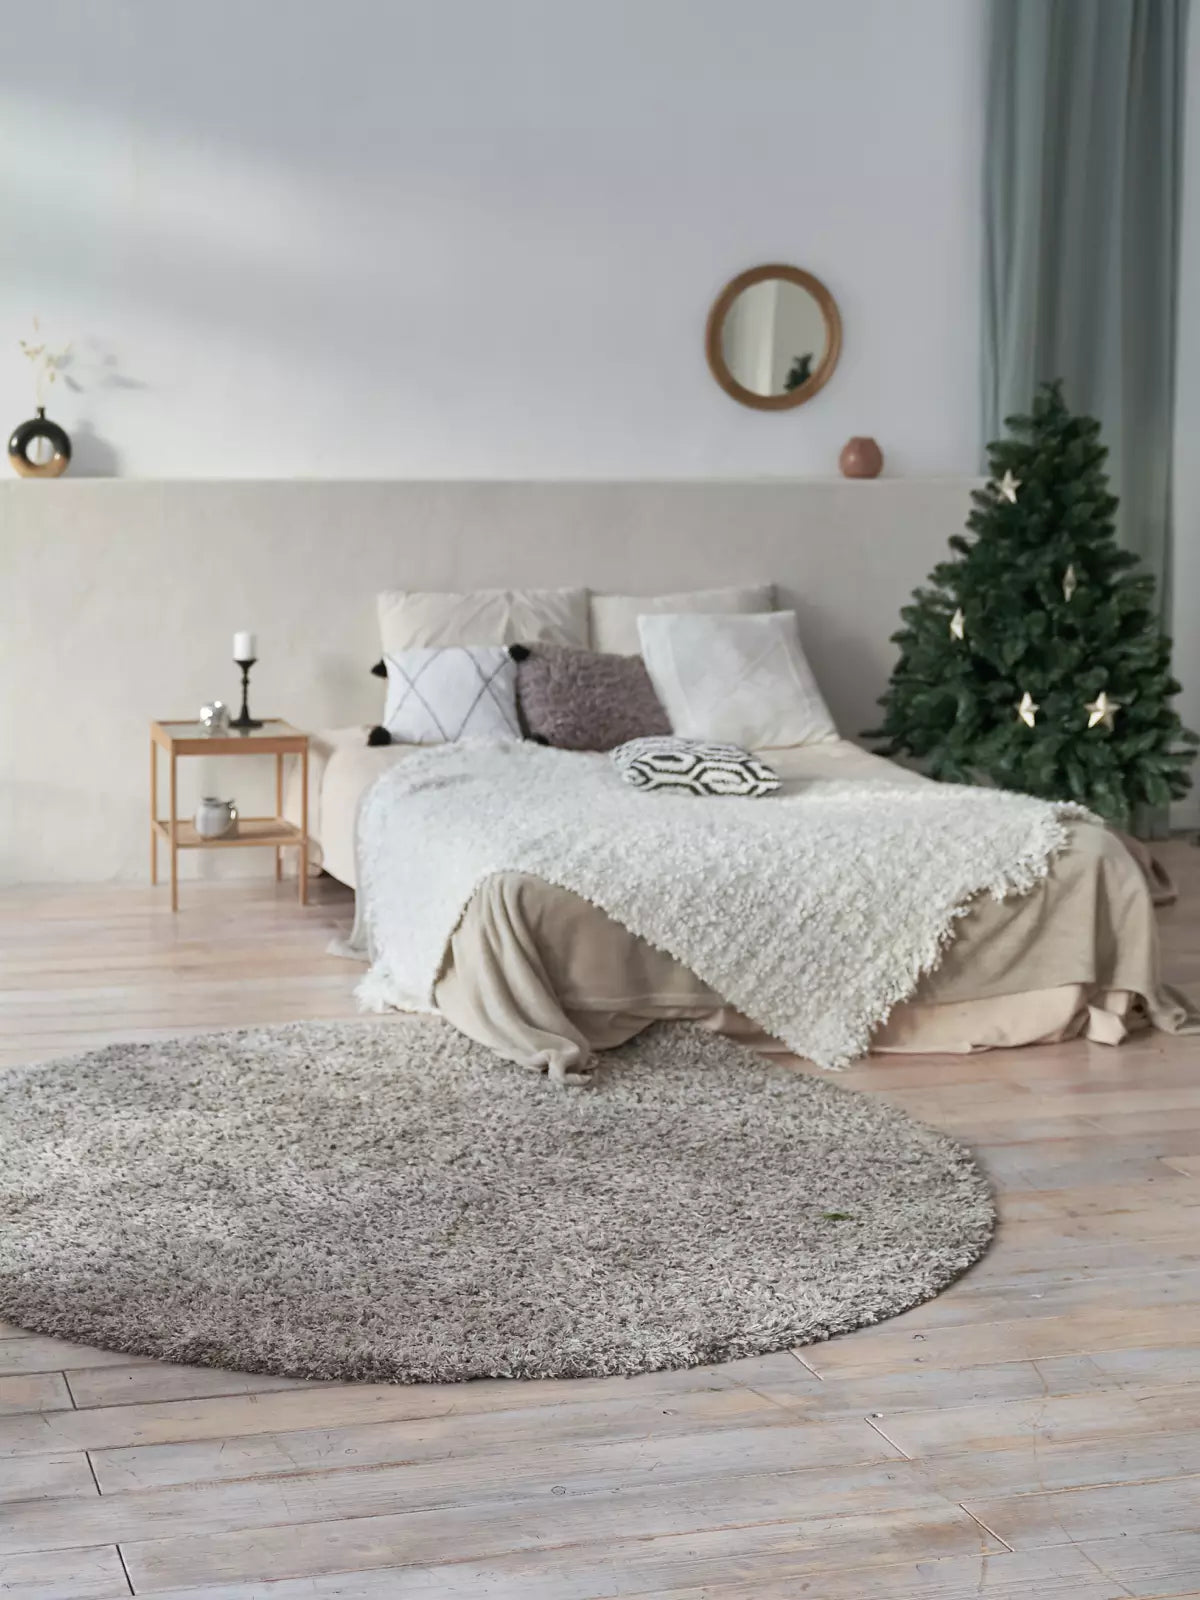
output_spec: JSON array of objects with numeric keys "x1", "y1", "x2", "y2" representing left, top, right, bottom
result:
[
  {"x1": 637, "y1": 610, "x2": 837, "y2": 749},
  {"x1": 382, "y1": 647, "x2": 521, "y2": 744}
]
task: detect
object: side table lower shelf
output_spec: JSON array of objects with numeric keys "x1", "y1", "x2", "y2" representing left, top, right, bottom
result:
[
  {"x1": 151, "y1": 819, "x2": 309, "y2": 907},
  {"x1": 153, "y1": 817, "x2": 305, "y2": 850}
]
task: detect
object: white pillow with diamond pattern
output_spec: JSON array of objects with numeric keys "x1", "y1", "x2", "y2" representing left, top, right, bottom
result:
[
  {"x1": 382, "y1": 647, "x2": 521, "y2": 744},
  {"x1": 637, "y1": 611, "x2": 837, "y2": 748}
]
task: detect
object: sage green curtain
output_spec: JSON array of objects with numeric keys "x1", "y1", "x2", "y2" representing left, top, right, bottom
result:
[{"x1": 982, "y1": 0, "x2": 1189, "y2": 601}]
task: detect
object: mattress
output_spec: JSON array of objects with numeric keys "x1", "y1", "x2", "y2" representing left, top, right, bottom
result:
[
  {"x1": 296, "y1": 729, "x2": 929, "y2": 888},
  {"x1": 295, "y1": 729, "x2": 1197, "y2": 1070}
]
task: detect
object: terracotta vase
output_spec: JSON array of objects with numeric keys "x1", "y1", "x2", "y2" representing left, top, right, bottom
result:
[{"x1": 839, "y1": 436, "x2": 883, "y2": 479}]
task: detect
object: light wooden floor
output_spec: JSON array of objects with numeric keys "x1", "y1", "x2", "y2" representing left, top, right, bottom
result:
[{"x1": 2, "y1": 856, "x2": 1200, "y2": 1600}]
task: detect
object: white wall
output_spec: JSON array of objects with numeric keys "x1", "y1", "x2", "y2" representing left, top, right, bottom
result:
[{"x1": 0, "y1": 0, "x2": 984, "y2": 480}]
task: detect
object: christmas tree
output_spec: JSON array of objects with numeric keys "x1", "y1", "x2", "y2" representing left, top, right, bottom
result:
[{"x1": 868, "y1": 382, "x2": 1197, "y2": 827}]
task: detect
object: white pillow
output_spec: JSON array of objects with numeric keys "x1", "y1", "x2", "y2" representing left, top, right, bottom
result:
[
  {"x1": 637, "y1": 611, "x2": 837, "y2": 749},
  {"x1": 377, "y1": 588, "x2": 588, "y2": 653},
  {"x1": 382, "y1": 647, "x2": 521, "y2": 744},
  {"x1": 589, "y1": 585, "x2": 774, "y2": 656}
]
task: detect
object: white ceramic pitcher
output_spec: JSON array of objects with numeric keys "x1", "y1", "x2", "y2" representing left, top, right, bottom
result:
[{"x1": 194, "y1": 797, "x2": 238, "y2": 839}]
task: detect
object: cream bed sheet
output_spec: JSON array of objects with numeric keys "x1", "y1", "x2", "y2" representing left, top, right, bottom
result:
[{"x1": 298, "y1": 730, "x2": 1196, "y2": 1071}]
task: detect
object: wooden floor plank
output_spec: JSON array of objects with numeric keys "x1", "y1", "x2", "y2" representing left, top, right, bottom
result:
[
  {"x1": 803, "y1": 1303, "x2": 1200, "y2": 1380},
  {"x1": 0, "y1": 1352, "x2": 812, "y2": 1458},
  {"x1": 881, "y1": 1382, "x2": 1200, "y2": 1457},
  {"x1": 82, "y1": 1533, "x2": 1200, "y2": 1600},
  {"x1": 0, "y1": 1335, "x2": 156, "y2": 1378},
  {"x1": 88, "y1": 1395, "x2": 888, "y2": 1492},
  {"x1": 996, "y1": 1177, "x2": 1200, "y2": 1219},
  {"x1": 65, "y1": 1362, "x2": 318, "y2": 1411},
  {"x1": 2, "y1": 1436, "x2": 913, "y2": 1560},
  {"x1": 788, "y1": 1343, "x2": 1200, "y2": 1418},
  {"x1": 0, "y1": 1545, "x2": 129, "y2": 1600},
  {"x1": 965, "y1": 1473, "x2": 1200, "y2": 1549},
  {"x1": 0, "y1": 1450, "x2": 99, "y2": 1503},
  {"x1": 113, "y1": 1507, "x2": 1003, "y2": 1599},
  {"x1": 916, "y1": 1429, "x2": 1200, "y2": 1498},
  {"x1": 115, "y1": 1465, "x2": 964, "y2": 1594},
  {"x1": 0, "y1": 1371, "x2": 74, "y2": 1416},
  {"x1": 867, "y1": 1260, "x2": 1200, "y2": 1332},
  {"x1": 641, "y1": 1568, "x2": 1200, "y2": 1600}
]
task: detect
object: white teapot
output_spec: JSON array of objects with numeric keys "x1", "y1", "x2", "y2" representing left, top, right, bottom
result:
[{"x1": 194, "y1": 796, "x2": 238, "y2": 839}]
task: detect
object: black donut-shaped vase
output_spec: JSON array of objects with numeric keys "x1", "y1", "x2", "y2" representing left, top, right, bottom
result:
[{"x1": 8, "y1": 407, "x2": 71, "y2": 478}]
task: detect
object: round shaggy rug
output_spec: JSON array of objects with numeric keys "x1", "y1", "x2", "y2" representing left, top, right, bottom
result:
[{"x1": 0, "y1": 1020, "x2": 994, "y2": 1382}]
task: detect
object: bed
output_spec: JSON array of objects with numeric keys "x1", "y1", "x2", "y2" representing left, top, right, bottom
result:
[{"x1": 294, "y1": 727, "x2": 1196, "y2": 1077}]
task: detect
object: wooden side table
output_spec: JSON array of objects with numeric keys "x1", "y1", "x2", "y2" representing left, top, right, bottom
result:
[{"x1": 150, "y1": 719, "x2": 309, "y2": 911}]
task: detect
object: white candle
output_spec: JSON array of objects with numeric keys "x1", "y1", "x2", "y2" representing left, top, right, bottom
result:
[{"x1": 233, "y1": 631, "x2": 257, "y2": 661}]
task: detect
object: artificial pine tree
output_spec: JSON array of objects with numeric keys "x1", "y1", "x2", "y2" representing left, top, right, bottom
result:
[{"x1": 869, "y1": 382, "x2": 1197, "y2": 827}]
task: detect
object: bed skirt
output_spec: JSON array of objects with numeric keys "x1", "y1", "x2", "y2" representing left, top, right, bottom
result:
[{"x1": 433, "y1": 843, "x2": 1197, "y2": 1076}]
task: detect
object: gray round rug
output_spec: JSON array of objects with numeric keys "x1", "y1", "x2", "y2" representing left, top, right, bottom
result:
[{"x1": 0, "y1": 1020, "x2": 993, "y2": 1382}]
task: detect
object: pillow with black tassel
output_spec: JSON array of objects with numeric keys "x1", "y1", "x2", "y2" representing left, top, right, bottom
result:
[{"x1": 369, "y1": 660, "x2": 391, "y2": 744}]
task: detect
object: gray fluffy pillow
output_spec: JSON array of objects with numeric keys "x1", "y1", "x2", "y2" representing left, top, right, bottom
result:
[{"x1": 511, "y1": 643, "x2": 671, "y2": 751}]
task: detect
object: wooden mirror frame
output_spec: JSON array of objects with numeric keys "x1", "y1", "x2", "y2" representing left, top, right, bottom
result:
[{"x1": 705, "y1": 264, "x2": 842, "y2": 411}]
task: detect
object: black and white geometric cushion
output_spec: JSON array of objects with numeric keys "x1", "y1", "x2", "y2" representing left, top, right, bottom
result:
[
  {"x1": 379, "y1": 646, "x2": 521, "y2": 744},
  {"x1": 611, "y1": 736, "x2": 781, "y2": 796}
]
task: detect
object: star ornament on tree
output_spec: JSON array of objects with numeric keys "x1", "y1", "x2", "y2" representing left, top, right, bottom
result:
[
  {"x1": 997, "y1": 469, "x2": 1021, "y2": 503},
  {"x1": 949, "y1": 607, "x2": 965, "y2": 640},
  {"x1": 1016, "y1": 691, "x2": 1038, "y2": 728},
  {"x1": 1085, "y1": 690, "x2": 1120, "y2": 730},
  {"x1": 1063, "y1": 563, "x2": 1078, "y2": 601}
]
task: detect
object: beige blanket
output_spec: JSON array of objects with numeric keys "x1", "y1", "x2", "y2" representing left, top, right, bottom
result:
[{"x1": 298, "y1": 731, "x2": 1196, "y2": 1073}]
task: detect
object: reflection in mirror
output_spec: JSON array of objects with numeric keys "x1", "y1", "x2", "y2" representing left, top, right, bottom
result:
[
  {"x1": 721, "y1": 278, "x2": 830, "y2": 398},
  {"x1": 705, "y1": 265, "x2": 841, "y2": 411}
]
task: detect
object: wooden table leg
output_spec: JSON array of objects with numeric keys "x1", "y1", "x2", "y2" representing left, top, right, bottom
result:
[
  {"x1": 169, "y1": 749, "x2": 179, "y2": 912},
  {"x1": 275, "y1": 752, "x2": 284, "y2": 883},
  {"x1": 149, "y1": 735, "x2": 158, "y2": 886},
  {"x1": 299, "y1": 743, "x2": 309, "y2": 906}
]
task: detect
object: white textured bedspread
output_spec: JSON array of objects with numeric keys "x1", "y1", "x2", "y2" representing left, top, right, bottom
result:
[{"x1": 350, "y1": 741, "x2": 1090, "y2": 1070}]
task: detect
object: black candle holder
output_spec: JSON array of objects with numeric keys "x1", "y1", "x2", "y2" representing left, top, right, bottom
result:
[{"x1": 230, "y1": 658, "x2": 263, "y2": 730}]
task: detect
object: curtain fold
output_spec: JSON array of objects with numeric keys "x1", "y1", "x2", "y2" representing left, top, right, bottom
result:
[{"x1": 982, "y1": 0, "x2": 1189, "y2": 603}]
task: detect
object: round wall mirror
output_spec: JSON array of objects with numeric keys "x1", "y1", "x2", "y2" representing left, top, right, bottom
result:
[{"x1": 706, "y1": 264, "x2": 842, "y2": 411}]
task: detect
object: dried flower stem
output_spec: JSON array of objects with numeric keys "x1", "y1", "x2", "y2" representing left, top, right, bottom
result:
[{"x1": 18, "y1": 318, "x2": 71, "y2": 409}]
